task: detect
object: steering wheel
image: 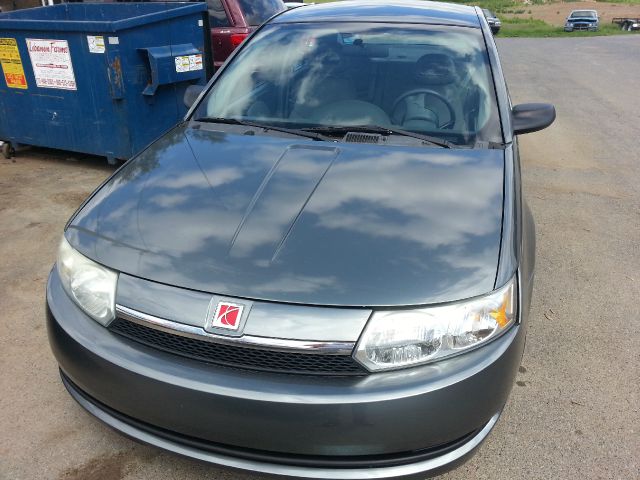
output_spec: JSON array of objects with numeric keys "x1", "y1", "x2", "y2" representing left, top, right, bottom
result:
[{"x1": 391, "y1": 89, "x2": 456, "y2": 129}]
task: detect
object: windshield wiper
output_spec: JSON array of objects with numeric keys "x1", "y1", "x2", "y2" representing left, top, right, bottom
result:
[
  {"x1": 302, "y1": 125, "x2": 453, "y2": 148},
  {"x1": 195, "y1": 117, "x2": 329, "y2": 142}
]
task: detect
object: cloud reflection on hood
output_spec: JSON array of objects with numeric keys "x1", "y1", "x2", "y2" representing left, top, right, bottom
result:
[{"x1": 69, "y1": 127, "x2": 506, "y2": 306}]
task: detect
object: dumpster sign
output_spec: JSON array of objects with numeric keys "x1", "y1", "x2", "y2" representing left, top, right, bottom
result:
[
  {"x1": 26, "y1": 39, "x2": 77, "y2": 90},
  {"x1": 175, "y1": 54, "x2": 203, "y2": 73},
  {"x1": 0, "y1": 38, "x2": 28, "y2": 89},
  {"x1": 87, "y1": 36, "x2": 106, "y2": 54}
]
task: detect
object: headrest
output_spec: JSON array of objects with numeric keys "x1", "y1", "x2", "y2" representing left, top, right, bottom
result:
[{"x1": 414, "y1": 53, "x2": 457, "y2": 85}]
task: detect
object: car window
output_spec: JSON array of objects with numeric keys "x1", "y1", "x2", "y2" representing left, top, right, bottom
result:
[
  {"x1": 208, "y1": 0, "x2": 231, "y2": 27},
  {"x1": 238, "y1": 0, "x2": 285, "y2": 26},
  {"x1": 483, "y1": 9, "x2": 496, "y2": 18},
  {"x1": 571, "y1": 11, "x2": 596, "y2": 18},
  {"x1": 195, "y1": 22, "x2": 503, "y2": 146}
]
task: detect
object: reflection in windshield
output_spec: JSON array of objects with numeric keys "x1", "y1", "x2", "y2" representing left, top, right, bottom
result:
[{"x1": 195, "y1": 22, "x2": 502, "y2": 146}]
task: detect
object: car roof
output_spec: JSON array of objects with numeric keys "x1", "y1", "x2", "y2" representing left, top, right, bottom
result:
[{"x1": 271, "y1": 0, "x2": 481, "y2": 28}]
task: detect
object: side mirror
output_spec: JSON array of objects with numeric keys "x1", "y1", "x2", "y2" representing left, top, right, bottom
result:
[
  {"x1": 512, "y1": 103, "x2": 556, "y2": 135},
  {"x1": 184, "y1": 84, "x2": 205, "y2": 109}
]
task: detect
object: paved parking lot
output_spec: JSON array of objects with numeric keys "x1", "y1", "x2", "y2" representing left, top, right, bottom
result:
[{"x1": 1, "y1": 36, "x2": 638, "y2": 480}]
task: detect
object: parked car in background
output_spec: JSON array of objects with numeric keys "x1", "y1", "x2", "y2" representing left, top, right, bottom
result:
[
  {"x1": 564, "y1": 10, "x2": 599, "y2": 31},
  {"x1": 482, "y1": 8, "x2": 501, "y2": 34},
  {"x1": 47, "y1": 1, "x2": 556, "y2": 478},
  {"x1": 208, "y1": 0, "x2": 285, "y2": 68},
  {"x1": 612, "y1": 16, "x2": 640, "y2": 31}
]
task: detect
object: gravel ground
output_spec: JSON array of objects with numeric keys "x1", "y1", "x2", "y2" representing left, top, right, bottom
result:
[{"x1": 1, "y1": 36, "x2": 638, "y2": 480}]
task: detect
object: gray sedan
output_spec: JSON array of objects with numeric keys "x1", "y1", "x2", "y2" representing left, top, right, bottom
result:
[{"x1": 46, "y1": 1, "x2": 555, "y2": 478}]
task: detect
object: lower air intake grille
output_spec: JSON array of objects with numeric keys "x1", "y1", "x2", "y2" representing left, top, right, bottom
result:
[{"x1": 109, "y1": 319, "x2": 366, "y2": 376}]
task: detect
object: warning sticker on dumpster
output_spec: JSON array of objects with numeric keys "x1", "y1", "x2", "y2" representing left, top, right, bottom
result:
[
  {"x1": 26, "y1": 39, "x2": 76, "y2": 90},
  {"x1": 0, "y1": 38, "x2": 28, "y2": 89},
  {"x1": 175, "y1": 54, "x2": 203, "y2": 73},
  {"x1": 87, "y1": 36, "x2": 105, "y2": 54}
]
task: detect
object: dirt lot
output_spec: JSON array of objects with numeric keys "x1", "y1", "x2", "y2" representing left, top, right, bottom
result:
[
  {"x1": 508, "y1": 0, "x2": 640, "y2": 26},
  {"x1": 1, "y1": 35, "x2": 639, "y2": 480}
]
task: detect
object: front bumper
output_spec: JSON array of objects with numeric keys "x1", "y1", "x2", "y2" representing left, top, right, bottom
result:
[{"x1": 47, "y1": 269, "x2": 525, "y2": 479}]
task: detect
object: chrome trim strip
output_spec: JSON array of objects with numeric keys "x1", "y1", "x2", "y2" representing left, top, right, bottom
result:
[
  {"x1": 114, "y1": 305, "x2": 355, "y2": 356},
  {"x1": 63, "y1": 373, "x2": 501, "y2": 480}
]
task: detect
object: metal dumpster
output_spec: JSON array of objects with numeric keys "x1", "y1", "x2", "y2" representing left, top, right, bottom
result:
[{"x1": 0, "y1": 2, "x2": 209, "y2": 163}]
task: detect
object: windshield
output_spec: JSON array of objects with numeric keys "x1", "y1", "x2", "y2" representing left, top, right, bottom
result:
[
  {"x1": 238, "y1": 0, "x2": 285, "y2": 26},
  {"x1": 194, "y1": 22, "x2": 502, "y2": 147},
  {"x1": 483, "y1": 9, "x2": 496, "y2": 18},
  {"x1": 571, "y1": 11, "x2": 597, "y2": 18}
]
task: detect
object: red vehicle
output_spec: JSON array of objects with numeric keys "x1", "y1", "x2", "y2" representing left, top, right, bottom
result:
[
  {"x1": 56, "y1": 0, "x2": 285, "y2": 68},
  {"x1": 207, "y1": 0, "x2": 285, "y2": 68}
]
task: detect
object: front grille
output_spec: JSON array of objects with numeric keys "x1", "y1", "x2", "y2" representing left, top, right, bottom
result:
[{"x1": 109, "y1": 319, "x2": 366, "y2": 376}]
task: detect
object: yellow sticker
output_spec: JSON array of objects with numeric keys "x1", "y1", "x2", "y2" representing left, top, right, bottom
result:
[{"x1": 0, "y1": 38, "x2": 28, "y2": 89}]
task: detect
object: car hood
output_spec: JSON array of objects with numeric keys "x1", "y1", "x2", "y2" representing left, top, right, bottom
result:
[
  {"x1": 568, "y1": 17, "x2": 597, "y2": 22},
  {"x1": 67, "y1": 124, "x2": 505, "y2": 307}
]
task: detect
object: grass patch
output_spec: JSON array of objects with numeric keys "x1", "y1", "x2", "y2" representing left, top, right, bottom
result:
[
  {"x1": 312, "y1": 0, "x2": 640, "y2": 10},
  {"x1": 446, "y1": 0, "x2": 518, "y2": 13},
  {"x1": 593, "y1": 0, "x2": 640, "y2": 3},
  {"x1": 500, "y1": 18, "x2": 634, "y2": 37},
  {"x1": 309, "y1": 0, "x2": 640, "y2": 37},
  {"x1": 313, "y1": 0, "x2": 520, "y2": 12}
]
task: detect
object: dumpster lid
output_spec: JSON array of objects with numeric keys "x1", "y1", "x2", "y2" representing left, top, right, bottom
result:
[{"x1": 0, "y1": 3, "x2": 207, "y2": 33}]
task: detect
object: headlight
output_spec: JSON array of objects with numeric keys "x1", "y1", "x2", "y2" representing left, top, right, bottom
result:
[
  {"x1": 354, "y1": 277, "x2": 517, "y2": 371},
  {"x1": 57, "y1": 236, "x2": 117, "y2": 325}
]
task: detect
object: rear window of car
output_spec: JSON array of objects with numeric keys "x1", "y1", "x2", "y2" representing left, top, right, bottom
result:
[
  {"x1": 208, "y1": 0, "x2": 231, "y2": 27},
  {"x1": 238, "y1": 0, "x2": 285, "y2": 26}
]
